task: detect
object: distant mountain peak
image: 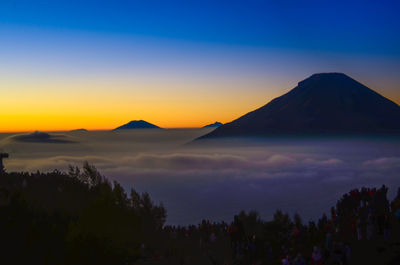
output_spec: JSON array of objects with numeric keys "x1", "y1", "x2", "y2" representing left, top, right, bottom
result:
[
  {"x1": 203, "y1": 122, "x2": 223, "y2": 128},
  {"x1": 11, "y1": 131, "x2": 74, "y2": 143},
  {"x1": 197, "y1": 73, "x2": 400, "y2": 139},
  {"x1": 114, "y1": 120, "x2": 161, "y2": 130},
  {"x1": 69, "y1": 128, "x2": 88, "y2": 133}
]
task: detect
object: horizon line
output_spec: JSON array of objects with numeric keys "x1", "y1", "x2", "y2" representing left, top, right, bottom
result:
[{"x1": 0, "y1": 127, "x2": 216, "y2": 134}]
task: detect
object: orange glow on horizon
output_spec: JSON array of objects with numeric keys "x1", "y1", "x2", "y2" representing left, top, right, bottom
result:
[
  {"x1": 0, "y1": 76, "x2": 284, "y2": 132},
  {"x1": 1, "y1": 73, "x2": 399, "y2": 133}
]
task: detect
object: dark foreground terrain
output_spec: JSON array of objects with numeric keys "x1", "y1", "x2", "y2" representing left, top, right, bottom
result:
[{"x1": 1, "y1": 164, "x2": 400, "y2": 265}]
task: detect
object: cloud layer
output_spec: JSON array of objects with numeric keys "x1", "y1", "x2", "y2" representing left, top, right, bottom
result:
[{"x1": 2, "y1": 131, "x2": 400, "y2": 225}]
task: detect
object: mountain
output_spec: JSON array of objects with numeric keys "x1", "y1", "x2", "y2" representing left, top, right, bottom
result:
[
  {"x1": 203, "y1": 122, "x2": 223, "y2": 128},
  {"x1": 69, "y1": 129, "x2": 88, "y2": 133},
  {"x1": 198, "y1": 73, "x2": 400, "y2": 139},
  {"x1": 11, "y1": 131, "x2": 75, "y2": 143},
  {"x1": 114, "y1": 120, "x2": 161, "y2": 130}
]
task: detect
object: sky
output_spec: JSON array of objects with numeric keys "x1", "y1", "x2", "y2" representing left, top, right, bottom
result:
[{"x1": 1, "y1": 0, "x2": 400, "y2": 132}]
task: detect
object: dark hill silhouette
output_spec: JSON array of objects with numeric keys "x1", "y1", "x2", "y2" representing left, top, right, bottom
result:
[
  {"x1": 198, "y1": 73, "x2": 400, "y2": 139},
  {"x1": 11, "y1": 131, "x2": 75, "y2": 143},
  {"x1": 114, "y1": 120, "x2": 161, "y2": 130},
  {"x1": 203, "y1": 122, "x2": 223, "y2": 128},
  {"x1": 69, "y1": 128, "x2": 88, "y2": 133}
]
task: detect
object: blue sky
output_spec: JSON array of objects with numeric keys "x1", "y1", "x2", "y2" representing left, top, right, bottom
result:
[{"x1": 1, "y1": 0, "x2": 399, "y2": 55}]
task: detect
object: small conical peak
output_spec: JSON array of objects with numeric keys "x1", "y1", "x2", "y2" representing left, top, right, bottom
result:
[
  {"x1": 114, "y1": 120, "x2": 161, "y2": 130},
  {"x1": 203, "y1": 122, "x2": 223, "y2": 128}
]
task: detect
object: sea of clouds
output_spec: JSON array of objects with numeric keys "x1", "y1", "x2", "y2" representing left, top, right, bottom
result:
[{"x1": 1, "y1": 130, "x2": 400, "y2": 225}]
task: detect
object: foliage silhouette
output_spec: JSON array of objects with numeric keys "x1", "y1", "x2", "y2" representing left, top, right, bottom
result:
[
  {"x1": 0, "y1": 162, "x2": 166, "y2": 265},
  {"x1": 1, "y1": 165, "x2": 400, "y2": 264}
]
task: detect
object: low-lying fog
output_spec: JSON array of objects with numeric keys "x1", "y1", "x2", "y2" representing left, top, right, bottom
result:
[{"x1": 1, "y1": 129, "x2": 400, "y2": 225}]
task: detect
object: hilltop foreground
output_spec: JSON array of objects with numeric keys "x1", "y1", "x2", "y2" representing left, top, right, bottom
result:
[{"x1": 1, "y1": 166, "x2": 400, "y2": 264}]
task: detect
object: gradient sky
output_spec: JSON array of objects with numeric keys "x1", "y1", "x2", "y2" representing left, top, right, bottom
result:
[{"x1": 1, "y1": 0, "x2": 400, "y2": 132}]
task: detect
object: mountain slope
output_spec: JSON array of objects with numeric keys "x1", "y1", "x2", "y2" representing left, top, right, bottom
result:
[{"x1": 198, "y1": 73, "x2": 400, "y2": 139}]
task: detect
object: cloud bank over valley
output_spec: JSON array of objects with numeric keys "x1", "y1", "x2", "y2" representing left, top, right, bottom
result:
[{"x1": 1, "y1": 130, "x2": 400, "y2": 224}]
